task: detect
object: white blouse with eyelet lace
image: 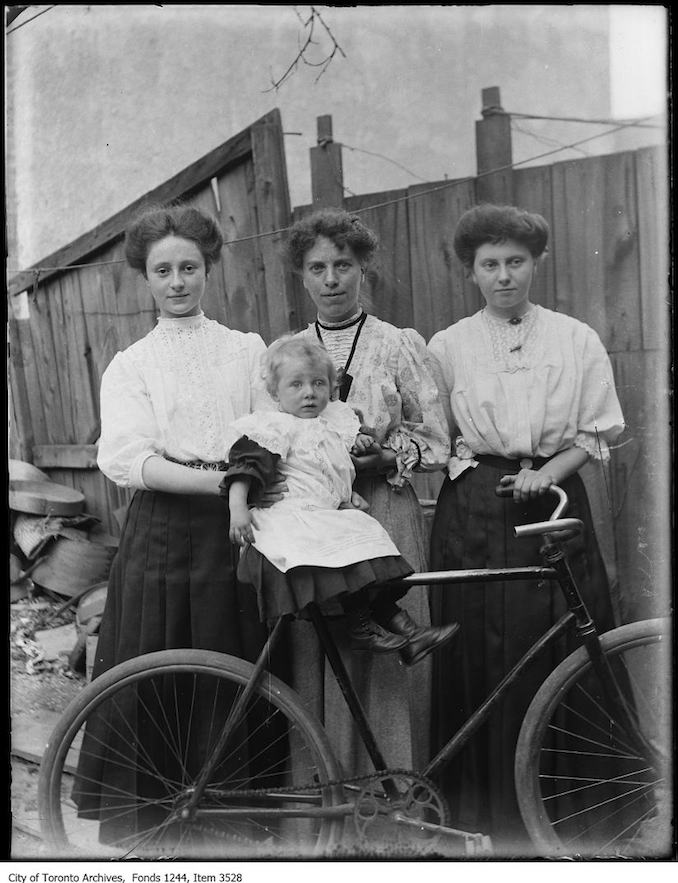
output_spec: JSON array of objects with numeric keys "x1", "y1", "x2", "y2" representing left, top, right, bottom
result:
[
  {"x1": 427, "y1": 305, "x2": 625, "y2": 465},
  {"x1": 97, "y1": 312, "x2": 274, "y2": 489}
]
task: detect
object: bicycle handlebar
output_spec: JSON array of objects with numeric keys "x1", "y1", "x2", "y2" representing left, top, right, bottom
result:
[{"x1": 495, "y1": 484, "x2": 584, "y2": 539}]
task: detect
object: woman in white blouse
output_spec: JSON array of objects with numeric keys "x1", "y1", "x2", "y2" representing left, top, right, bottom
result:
[
  {"x1": 427, "y1": 204, "x2": 625, "y2": 853},
  {"x1": 74, "y1": 205, "x2": 278, "y2": 845}
]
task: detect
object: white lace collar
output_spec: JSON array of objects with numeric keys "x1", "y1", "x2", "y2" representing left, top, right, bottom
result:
[{"x1": 156, "y1": 311, "x2": 206, "y2": 331}]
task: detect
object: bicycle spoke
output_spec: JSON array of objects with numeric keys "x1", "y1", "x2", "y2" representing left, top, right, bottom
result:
[
  {"x1": 559, "y1": 787, "x2": 660, "y2": 849},
  {"x1": 515, "y1": 620, "x2": 670, "y2": 857},
  {"x1": 541, "y1": 769, "x2": 658, "y2": 800},
  {"x1": 547, "y1": 693, "x2": 642, "y2": 759},
  {"x1": 40, "y1": 653, "x2": 343, "y2": 857}
]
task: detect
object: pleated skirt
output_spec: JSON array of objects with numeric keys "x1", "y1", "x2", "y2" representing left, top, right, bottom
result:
[
  {"x1": 429, "y1": 465, "x2": 619, "y2": 853},
  {"x1": 238, "y1": 545, "x2": 412, "y2": 624},
  {"x1": 73, "y1": 489, "x2": 285, "y2": 844}
]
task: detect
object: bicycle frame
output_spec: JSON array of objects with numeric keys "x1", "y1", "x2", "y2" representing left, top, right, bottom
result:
[{"x1": 176, "y1": 487, "x2": 655, "y2": 839}]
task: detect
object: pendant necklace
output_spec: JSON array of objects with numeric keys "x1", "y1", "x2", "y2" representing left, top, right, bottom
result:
[{"x1": 315, "y1": 311, "x2": 367, "y2": 401}]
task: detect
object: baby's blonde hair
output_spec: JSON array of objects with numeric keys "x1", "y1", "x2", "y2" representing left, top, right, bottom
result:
[{"x1": 263, "y1": 335, "x2": 337, "y2": 397}]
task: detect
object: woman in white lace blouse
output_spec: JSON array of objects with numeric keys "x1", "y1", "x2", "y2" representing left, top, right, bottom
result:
[
  {"x1": 73, "y1": 204, "x2": 279, "y2": 846},
  {"x1": 287, "y1": 208, "x2": 451, "y2": 778},
  {"x1": 426, "y1": 203, "x2": 625, "y2": 853}
]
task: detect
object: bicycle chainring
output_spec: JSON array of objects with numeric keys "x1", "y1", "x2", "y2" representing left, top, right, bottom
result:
[{"x1": 351, "y1": 771, "x2": 449, "y2": 854}]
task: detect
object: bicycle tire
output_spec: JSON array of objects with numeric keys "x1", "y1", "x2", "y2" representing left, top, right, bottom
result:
[
  {"x1": 515, "y1": 618, "x2": 672, "y2": 857},
  {"x1": 38, "y1": 649, "x2": 345, "y2": 859}
]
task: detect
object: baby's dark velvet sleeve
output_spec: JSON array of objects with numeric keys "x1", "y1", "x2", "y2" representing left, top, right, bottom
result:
[{"x1": 218, "y1": 436, "x2": 281, "y2": 504}]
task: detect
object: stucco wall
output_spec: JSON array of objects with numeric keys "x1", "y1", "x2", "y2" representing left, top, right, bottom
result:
[{"x1": 6, "y1": 5, "x2": 664, "y2": 271}]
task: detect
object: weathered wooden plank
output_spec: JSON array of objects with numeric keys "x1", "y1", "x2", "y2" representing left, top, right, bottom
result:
[
  {"x1": 189, "y1": 185, "x2": 231, "y2": 327},
  {"x1": 108, "y1": 235, "x2": 158, "y2": 352},
  {"x1": 251, "y1": 113, "x2": 298, "y2": 340},
  {"x1": 217, "y1": 159, "x2": 268, "y2": 336},
  {"x1": 600, "y1": 152, "x2": 642, "y2": 353},
  {"x1": 310, "y1": 115, "x2": 344, "y2": 208},
  {"x1": 344, "y1": 189, "x2": 413, "y2": 330},
  {"x1": 79, "y1": 263, "x2": 121, "y2": 414},
  {"x1": 608, "y1": 350, "x2": 671, "y2": 622},
  {"x1": 7, "y1": 296, "x2": 37, "y2": 460},
  {"x1": 550, "y1": 153, "x2": 642, "y2": 352},
  {"x1": 6, "y1": 111, "x2": 275, "y2": 297},
  {"x1": 405, "y1": 177, "x2": 477, "y2": 341},
  {"x1": 46, "y1": 276, "x2": 79, "y2": 442},
  {"x1": 59, "y1": 270, "x2": 100, "y2": 443},
  {"x1": 475, "y1": 109, "x2": 514, "y2": 205},
  {"x1": 513, "y1": 164, "x2": 556, "y2": 311},
  {"x1": 33, "y1": 445, "x2": 99, "y2": 469},
  {"x1": 475, "y1": 90, "x2": 514, "y2": 205},
  {"x1": 25, "y1": 280, "x2": 68, "y2": 445},
  {"x1": 635, "y1": 146, "x2": 669, "y2": 351},
  {"x1": 550, "y1": 157, "x2": 607, "y2": 335}
]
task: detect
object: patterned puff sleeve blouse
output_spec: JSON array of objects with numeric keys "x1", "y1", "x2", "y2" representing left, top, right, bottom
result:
[
  {"x1": 97, "y1": 313, "x2": 272, "y2": 488},
  {"x1": 301, "y1": 314, "x2": 450, "y2": 487},
  {"x1": 427, "y1": 305, "x2": 625, "y2": 470}
]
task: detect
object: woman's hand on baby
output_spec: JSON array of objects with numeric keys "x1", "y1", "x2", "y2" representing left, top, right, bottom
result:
[
  {"x1": 257, "y1": 469, "x2": 288, "y2": 508},
  {"x1": 339, "y1": 491, "x2": 370, "y2": 512},
  {"x1": 351, "y1": 433, "x2": 377, "y2": 455},
  {"x1": 500, "y1": 470, "x2": 554, "y2": 502},
  {"x1": 350, "y1": 445, "x2": 397, "y2": 474}
]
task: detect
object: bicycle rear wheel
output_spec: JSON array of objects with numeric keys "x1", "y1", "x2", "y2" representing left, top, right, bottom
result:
[
  {"x1": 515, "y1": 618, "x2": 672, "y2": 857},
  {"x1": 39, "y1": 649, "x2": 344, "y2": 859}
]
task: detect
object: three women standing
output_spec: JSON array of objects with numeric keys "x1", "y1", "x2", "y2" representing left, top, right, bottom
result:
[
  {"x1": 288, "y1": 208, "x2": 451, "y2": 774},
  {"x1": 427, "y1": 203, "x2": 625, "y2": 852},
  {"x1": 80, "y1": 198, "x2": 625, "y2": 855}
]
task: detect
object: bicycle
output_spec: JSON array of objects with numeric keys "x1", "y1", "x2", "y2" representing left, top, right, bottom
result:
[{"x1": 37, "y1": 486, "x2": 672, "y2": 859}]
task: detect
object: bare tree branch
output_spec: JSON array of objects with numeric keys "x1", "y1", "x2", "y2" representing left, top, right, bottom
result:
[{"x1": 264, "y1": 6, "x2": 346, "y2": 93}]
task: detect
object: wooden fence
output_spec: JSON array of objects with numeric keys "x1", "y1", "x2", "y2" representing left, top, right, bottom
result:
[
  {"x1": 8, "y1": 96, "x2": 670, "y2": 623},
  {"x1": 8, "y1": 108, "x2": 298, "y2": 528}
]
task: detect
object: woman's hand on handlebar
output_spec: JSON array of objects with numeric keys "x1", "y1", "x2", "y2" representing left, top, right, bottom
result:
[{"x1": 499, "y1": 470, "x2": 555, "y2": 502}]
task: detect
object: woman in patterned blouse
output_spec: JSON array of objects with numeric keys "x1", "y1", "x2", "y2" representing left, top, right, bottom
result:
[
  {"x1": 286, "y1": 207, "x2": 452, "y2": 777},
  {"x1": 427, "y1": 203, "x2": 625, "y2": 854}
]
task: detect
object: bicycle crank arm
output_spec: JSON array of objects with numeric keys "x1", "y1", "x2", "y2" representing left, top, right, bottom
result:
[{"x1": 392, "y1": 813, "x2": 493, "y2": 856}]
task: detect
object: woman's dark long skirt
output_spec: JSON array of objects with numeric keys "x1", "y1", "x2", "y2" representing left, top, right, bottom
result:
[
  {"x1": 73, "y1": 490, "x2": 286, "y2": 847},
  {"x1": 429, "y1": 465, "x2": 619, "y2": 854}
]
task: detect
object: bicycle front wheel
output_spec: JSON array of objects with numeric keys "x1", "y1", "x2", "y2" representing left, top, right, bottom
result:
[
  {"x1": 39, "y1": 649, "x2": 344, "y2": 859},
  {"x1": 516, "y1": 618, "x2": 672, "y2": 857}
]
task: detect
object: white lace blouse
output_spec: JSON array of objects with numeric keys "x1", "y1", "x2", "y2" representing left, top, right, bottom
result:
[
  {"x1": 427, "y1": 305, "x2": 625, "y2": 464},
  {"x1": 97, "y1": 313, "x2": 272, "y2": 489}
]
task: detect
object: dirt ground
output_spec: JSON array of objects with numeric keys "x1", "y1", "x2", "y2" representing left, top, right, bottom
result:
[{"x1": 9, "y1": 594, "x2": 87, "y2": 859}]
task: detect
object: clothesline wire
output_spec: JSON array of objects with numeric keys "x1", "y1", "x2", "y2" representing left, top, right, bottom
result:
[
  {"x1": 342, "y1": 142, "x2": 430, "y2": 183},
  {"x1": 510, "y1": 120, "x2": 592, "y2": 159},
  {"x1": 506, "y1": 110, "x2": 664, "y2": 129},
  {"x1": 8, "y1": 114, "x2": 659, "y2": 282}
]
